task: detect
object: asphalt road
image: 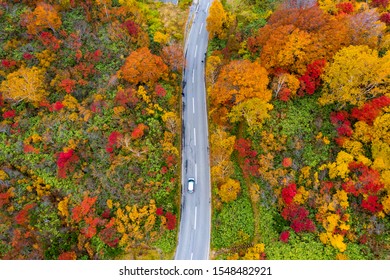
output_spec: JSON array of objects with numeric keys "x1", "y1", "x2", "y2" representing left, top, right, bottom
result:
[{"x1": 175, "y1": 0, "x2": 211, "y2": 260}]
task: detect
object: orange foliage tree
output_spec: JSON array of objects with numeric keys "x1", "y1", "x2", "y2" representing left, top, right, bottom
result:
[
  {"x1": 210, "y1": 60, "x2": 271, "y2": 108},
  {"x1": 249, "y1": 5, "x2": 350, "y2": 73},
  {"x1": 121, "y1": 47, "x2": 168, "y2": 85},
  {"x1": 23, "y1": 2, "x2": 62, "y2": 35}
]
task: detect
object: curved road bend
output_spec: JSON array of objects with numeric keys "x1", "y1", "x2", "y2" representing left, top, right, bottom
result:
[{"x1": 175, "y1": 0, "x2": 212, "y2": 260}]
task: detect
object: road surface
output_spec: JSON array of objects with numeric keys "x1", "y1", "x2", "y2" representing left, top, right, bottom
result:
[{"x1": 175, "y1": 0, "x2": 212, "y2": 260}]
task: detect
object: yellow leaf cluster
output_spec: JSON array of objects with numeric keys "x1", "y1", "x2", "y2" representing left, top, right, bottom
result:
[
  {"x1": 318, "y1": 0, "x2": 338, "y2": 14},
  {"x1": 320, "y1": 45, "x2": 390, "y2": 107},
  {"x1": 383, "y1": 195, "x2": 390, "y2": 214},
  {"x1": 210, "y1": 128, "x2": 235, "y2": 184},
  {"x1": 114, "y1": 200, "x2": 158, "y2": 247},
  {"x1": 0, "y1": 66, "x2": 47, "y2": 104},
  {"x1": 0, "y1": 170, "x2": 9, "y2": 180},
  {"x1": 154, "y1": 32, "x2": 170, "y2": 45},
  {"x1": 113, "y1": 106, "x2": 126, "y2": 116},
  {"x1": 206, "y1": 0, "x2": 229, "y2": 40},
  {"x1": 58, "y1": 196, "x2": 70, "y2": 217},
  {"x1": 327, "y1": 151, "x2": 354, "y2": 179},
  {"x1": 36, "y1": 50, "x2": 56, "y2": 69},
  {"x1": 62, "y1": 94, "x2": 79, "y2": 110},
  {"x1": 229, "y1": 98, "x2": 273, "y2": 135},
  {"x1": 259, "y1": 131, "x2": 287, "y2": 153},
  {"x1": 26, "y1": 176, "x2": 51, "y2": 199},
  {"x1": 293, "y1": 186, "x2": 309, "y2": 205},
  {"x1": 106, "y1": 199, "x2": 113, "y2": 209},
  {"x1": 162, "y1": 111, "x2": 179, "y2": 134},
  {"x1": 218, "y1": 178, "x2": 241, "y2": 203},
  {"x1": 242, "y1": 243, "x2": 265, "y2": 260}
]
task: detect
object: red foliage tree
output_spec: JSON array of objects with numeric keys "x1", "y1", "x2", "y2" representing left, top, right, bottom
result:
[
  {"x1": 56, "y1": 149, "x2": 79, "y2": 178},
  {"x1": 280, "y1": 230, "x2": 290, "y2": 243},
  {"x1": 1, "y1": 59, "x2": 16, "y2": 68},
  {"x1": 156, "y1": 207, "x2": 164, "y2": 216},
  {"x1": 336, "y1": 2, "x2": 354, "y2": 14},
  {"x1": 114, "y1": 88, "x2": 139, "y2": 107},
  {"x1": 23, "y1": 52, "x2": 34, "y2": 60},
  {"x1": 282, "y1": 204, "x2": 316, "y2": 233},
  {"x1": 362, "y1": 196, "x2": 383, "y2": 213},
  {"x1": 38, "y1": 31, "x2": 61, "y2": 50},
  {"x1": 165, "y1": 212, "x2": 176, "y2": 230},
  {"x1": 330, "y1": 111, "x2": 353, "y2": 137},
  {"x1": 72, "y1": 196, "x2": 97, "y2": 223},
  {"x1": 15, "y1": 203, "x2": 35, "y2": 225},
  {"x1": 0, "y1": 192, "x2": 11, "y2": 208},
  {"x1": 351, "y1": 96, "x2": 390, "y2": 125},
  {"x1": 131, "y1": 124, "x2": 147, "y2": 139},
  {"x1": 105, "y1": 131, "x2": 123, "y2": 153},
  {"x1": 281, "y1": 183, "x2": 297, "y2": 205},
  {"x1": 346, "y1": 162, "x2": 384, "y2": 195},
  {"x1": 298, "y1": 59, "x2": 326, "y2": 95},
  {"x1": 155, "y1": 84, "x2": 166, "y2": 97},
  {"x1": 371, "y1": 0, "x2": 389, "y2": 8},
  {"x1": 380, "y1": 12, "x2": 390, "y2": 24},
  {"x1": 60, "y1": 79, "x2": 77, "y2": 94},
  {"x1": 282, "y1": 157, "x2": 293, "y2": 168},
  {"x1": 234, "y1": 138, "x2": 259, "y2": 177},
  {"x1": 121, "y1": 20, "x2": 139, "y2": 36},
  {"x1": 50, "y1": 101, "x2": 64, "y2": 112},
  {"x1": 2, "y1": 110, "x2": 15, "y2": 119}
]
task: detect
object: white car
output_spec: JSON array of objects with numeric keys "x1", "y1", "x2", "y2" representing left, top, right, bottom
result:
[{"x1": 187, "y1": 178, "x2": 195, "y2": 193}]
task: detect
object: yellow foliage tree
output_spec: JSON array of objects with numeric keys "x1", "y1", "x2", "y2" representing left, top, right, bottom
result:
[
  {"x1": 154, "y1": 31, "x2": 170, "y2": 45},
  {"x1": 210, "y1": 128, "x2": 236, "y2": 184},
  {"x1": 319, "y1": 45, "x2": 390, "y2": 108},
  {"x1": 0, "y1": 66, "x2": 47, "y2": 104},
  {"x1": 162, "y1": 111, "x2": 180, "y2": 134},
  {"x1": 206, "y1": 55, "x2": 222, "y2": 85},
  {"x1": 228, "y1": 98, "x2": 273, "y2": 135},
  {"x1": 206, "y1": 0, "x2": 229, "y2": 40},
  {"x1": 219, "y1": 178, "x2": 241, "y2": 203}
]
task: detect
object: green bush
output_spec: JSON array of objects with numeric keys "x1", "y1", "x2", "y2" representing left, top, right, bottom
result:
[{"x1": 212, "y1": 195, "x2": 254, "y2": 249}]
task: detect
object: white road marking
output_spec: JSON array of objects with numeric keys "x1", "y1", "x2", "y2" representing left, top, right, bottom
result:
[
  {"x1": 194, "y1": 45, "x2": 198, "y2": 58},
  {"x1": 194, "y1": 128, "x2": 196, "y2": 146},
  {"x1": 192, "y1": 97, "x2": 195, "y2": 114},
  {"x1": 192, "y1": 69, "x2": 195, "y2": 83},
  {"x1": 195, "y1": 163, "x2": 197, "y2": 181},
  {"x1": 199, "y1": 23, "x2": 203, "y2": 34},
  {"x1": 194, "y1": 206, "x2": 197, "y2": 230},
  {"x1": 206, "y1": 2, "x2": 209, "y2": 10},
  {"x1": 191, "y1": 252, "x2": 193, "y2": 260}
]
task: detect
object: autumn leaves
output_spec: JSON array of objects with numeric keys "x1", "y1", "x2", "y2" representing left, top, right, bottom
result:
[{"x1": 205, "y1": 0, "x2": 390, "y2": 259}]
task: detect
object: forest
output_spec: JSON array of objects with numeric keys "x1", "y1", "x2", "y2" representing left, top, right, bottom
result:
[
  {"x1": 0, "y1": 0, "x2": 189, "y2": 259},
  {"x1": 0, "y1": 0, "x2": 389, "y2": 260},
  {"x1": 207, "y1": 0, "x2": 390, "y2": 259}
]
